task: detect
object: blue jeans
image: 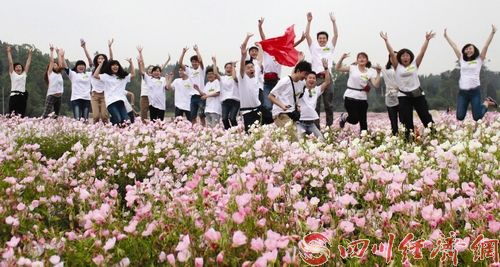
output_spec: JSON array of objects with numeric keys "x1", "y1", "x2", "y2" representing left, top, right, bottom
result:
[
  {"x1": 71, "y1": 99, "x2": 91, "y2": 120},
  {"x1": 190, "y1": 95, "x2": 206, "y2": 120},
  {"x1": 221, "y1": 99, "x2": 240, "y2": 129},
  {"x1": 456, "y1": 87, "x2": 487, "y2": 121},
  {"x1": 263, "y1": 80, "x2": 277, "y2": 110},
  {"x1": 107, "y1": 101, "x2": 129, "y2": 125},
  {"x1": 297, "y1": 121, "x2": 324, "y2": 140}
]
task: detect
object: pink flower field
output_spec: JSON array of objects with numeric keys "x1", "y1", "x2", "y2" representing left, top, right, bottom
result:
[{"x1": 0, "y1": 112, "x2": 499, "y2": 266}]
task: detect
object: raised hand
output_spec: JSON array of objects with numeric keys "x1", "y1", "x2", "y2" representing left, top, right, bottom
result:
[
  {"x1": 329, "y1": 12, "x2": 336, "y2": 22},
  {"x1": 80, "y1": 39, "x2": 86, "y2": 48},
  {"x1": 27, "y1": 47, "x2": 33, "y2": 55},
  {"x1": 321, "y1": 58, "x2": 329, "y2": 68},
  {"x1": 258, "y1": 17, "x2": 264, "y2": 27},
  {"x1": 379, "y1": 31, "x2": 388, "y2": 41},
  {"x1": 137, "y1": 46, "x2": 143, "y2": 53},
  {"x1": 182, "y1": 46, "x2": 189, "y2": 53},
  {"x1": 341, "y1": 52, "x2": 350, "y2": 60},
  {"x1": 425, "y1": 31, "x2": 436, "y2": 41},
  {"x1": 443, "y1": 28, "x2": 448, "y2": 38},
  {"x1": 246, "y1": 33, "x2": 254, "y2": 38},
  {"x1": 306, "y1": 12, "x2": 312, "y2": 22},
  {"x1": 211, "y1": 56, "x2": 216, "y2": 64},
  {"x1": 58, "y1": 48, "x2": 65, "y2": 57},
  {"x1": 108, "y1": 38, "x2": 114, "y2": 47},
  {"x1": 373, "y1": 64, "x2": 382, "y2": 73},
  {"x1": 300, "y1": 31, "x2": 306, "y2": 40},
  {"x1": 492, "y1": 25, "x2": 497, "y2": 34},
  {"x1": 49, "y1": 44, "x2": 55, "y2": 52},
  {"x1": 193, "y1": 44, "x2": 199, "y2": 52},
  {"x1": 125, "y1": 58, "x2": 132, "y2": 64},
  {"x1": 167, "y1": 54, "x2": 171, "y2": 62}
]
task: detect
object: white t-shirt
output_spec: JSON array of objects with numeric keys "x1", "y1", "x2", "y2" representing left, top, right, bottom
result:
[
  {"x1": 459, "y1": 57, "x2": 482, "y2": 90},
  {"x1": 123, "y1": 91, "x2": 133, "y2": 113},
  {"x1": 10, "y1": 72, "x2": 27, "y2": 95},
  {"x1": 309, "y1": 40, "x2": 335, "y2": 73},
  {"x1": 270, "y1": 76, "x2": 305, "y2": 117},
  {"x1": 237, "y1": 73, "x2": 261, "y2": 114},
  {"x1": 247, "y1": 57, "x2": 264, "y2": 89},
  {"x1": 185, "y1": 66, "x2": 204, "y2": 94},
  {"x1": 68, "y1": 69, "x2": 92, "y2": 101},
  {"x1": 263, "y1": 52, "x2": 282, "y2": 76},
  {"x1": 219, "y1": 75, "x2": 240, "y2": 102},
  {"x1": 46, "y1": 72, "x2": 64, "y2": 96},
  {"x1": 144, "y1": 75, "x2": 167, "y2": 110},
  {"x1": 171, "y1": 78, "x2": 193, "y2": 111},
  {"x1": 140, "y1": 78, "x2": 149, "y2": 97},
  {"x1": 204, "y1": 80, "x2": 222, "y2": 115},
  {"x1": 344, "y1": 65, "x2": 376, "y2": 101},
  {"x1": 91, "y1": 74, "x2": 105, "y2": 93},
  {"x1": 381, "y1": 68, "x2": 399, "y2": 107},
  {"x1": 395, "y1": 63, "x2": 420, "y2": 97},
  {"x1": 299, "y1": 86, "x2": 323, "y2": 121},
  {"x1": 99, "y1": 74, "x2": 131, "y2": 107}
]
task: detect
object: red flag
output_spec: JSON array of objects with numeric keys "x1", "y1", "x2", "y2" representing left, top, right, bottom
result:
[{"x1": 260, "y1": 25, "x2": 299, "y2": 67}]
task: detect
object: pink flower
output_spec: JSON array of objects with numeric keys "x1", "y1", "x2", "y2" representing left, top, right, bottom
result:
[
  {"x1": 167, "y1": 254, "x2": 176, "y2": 265},
  {"x1": 195, "y1": 257, "x2": 203, "y2": 267},
  {"x1": 5, "y1": 216, "x2": 19, "y2": 226},
  {"x1": 306, "y1": 217, "x2": 321, "y2": 231},
  {"x1": 232, "y1": 231, "x2": 247, "y2": 247},
  {"x1": 158, "y1": 252, "x2": 167, "y2": 262},
  {"x1": 92, "y1": 254, "x2": 104, "y2": 265},
  {"x1": 293, "y1": 201, "x2": 307, "y2": 212},
  {"x1": 339, "y1": 194, "x2": 358, "y2": 206},
  {"x1": 251, "y1": 238, "x2": 264, "y2": 252},
  {"x1": 339, "y1": 220, "x2": 355, "y2": 233},
  {"x1": 257, "y1": 218, "x2": 266, "y2": 227},
  {"x1": 267, "y1": 186, "x2": 281, "y2": 201},
  {"x1": 363, "y1": 192, "x2": 375, "y2": 202},
  {"x1": 232, "y1": 211, "x2": 246, "y2": 224},
  {"x1": 141, "y1": 221, "x2": 157, "y2": 236},
  {"x1": 235, "y1": 193, "x2": 252, "y2": 208},
  {"x1": 124, "y1": 220, "x2": 139, "y2": 233},
  {"x1": 175, "y1": 235, "x2": 191, "y2": 251},
  {"x1": 2, "y1": 247, "x2": 14, "y2": 259},
  {"x1": 421, "y1": 204, "x2": 442, "y2": 226},
  {"x1": 79, "y1": 188, "x2": 90, "y2": 201},
  {"x1": 488, "y1": 220, "x2": 500, "y2": 233},
  {"x1": 6, "y1": 236, "x2": 20, "y2": 247},
  {"x1": 204, "y1": 228, "x2": 221, "y2": 243},
  {"x1": 216, "y1": 251, "x2": 224, "y2": 263},
  {"x1": 103, "y1": 237, "x2": 116, "y2": 251}
]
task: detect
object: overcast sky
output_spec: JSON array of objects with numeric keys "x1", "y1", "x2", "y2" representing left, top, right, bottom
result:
[{"x1": 2, "y1": 0, "x2": 499, "y2": 75}]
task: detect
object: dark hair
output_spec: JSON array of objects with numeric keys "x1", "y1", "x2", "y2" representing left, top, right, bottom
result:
[
  {"x1": 248, "y1": 46, "x2": 259, "y2": 53},
  {"x1": 294, "y1": 60, "x2": 312, "y2": 73},
  {"x1": 461, "y1": 44, "x2": 480, "y2": 61},
  {"x1": 92, "y1": 54, "x2": 109, "y2": 74},
  {"x1": 205, "y1": 67, "x2": 214, "y2": 75},
  {"x1": 224, "y1": 62, "x2": 233, "y2": 68},
  {"x1": 151, "y1": 66, "x2": 162, "y2": 73},
  {"x1": 13, "y1": 63, "x2": 24, "y2": 72},
  {"x1": 44, "y1": 61, "x2": 62, "y2": 85},
  {"x1": 317, "y1": 31, "x2": 329, "y2": 40},
  {"x1": 357, "y1": 52, "x2": 372, "y2": 68},
  {"x1": 386, "y1": 51, "x2": 397, "y2": 70},
  {"x1": 396, "y1": 49, "x2": 415, "y2": 65},
  {"x1": 72, "y1": 60, "x2": 87, "y2": 73},
  {"x1": 103, "y1": 60, "x2": 129, "y2": 79},
  {"x1": 307, "y1": 71, "x2": 317, "y2": 77},
  {"x1": 190, "y1": 55, "x2": 199, "y2": 62},
  {"x1": 244, "y1": 60, "x2": 254, "y2": 66}
]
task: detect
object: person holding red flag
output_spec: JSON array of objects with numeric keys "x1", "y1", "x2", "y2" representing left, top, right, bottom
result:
[
  {"x1": 305, "y1": 12, "x2": 338, "y2": 128},
  {"x1": 258, "y1": 18, "x2": 306, "y2": 112}
]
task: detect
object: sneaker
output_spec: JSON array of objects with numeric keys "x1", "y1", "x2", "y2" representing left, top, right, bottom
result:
[
  {"x1": 486, "y1": 97, "x2": 498, "y2": 108},
  {"x1": 339, "y1": 113, "x2": 347, "y2": 128}
]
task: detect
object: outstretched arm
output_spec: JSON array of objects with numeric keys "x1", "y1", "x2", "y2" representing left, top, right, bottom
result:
[
  {"x1": 179, "y1": 47, "x2": 188, "y2": 70},
  {"x1": 370, "y1": 64, "x2": 382, "y2": 88},
  {"x1": 24, "y1": 48, "x2": 33, "y2": 74},
  {"x1": 6, "y1": 46, "x2": 14, "y2": 73},
  {"x1": 294, "y1": 32, "x2": 306, "y2": 47},
  {"x1": 126, "y1": 58, "x2": 135, "y2": 79},
  {"x1": 93, "y1": 62, "x2": 104, "y2": 79},
  {"x1": 137, "y1": 46, "x2": 145, "y2": 75},
  {"x1": 480, "y1": 25, "x2": 497, "y2": 61},
  {"x1": 415, "y1": 31, "x2": 435, "y2": 68},
  {"x1": 193, "y1": 45, "x2": 204, "y2": 69},
  {"x1": 81, "y1": 39, "x2": 93, "y2": 67},
  {"x1": 240, "y1": 33, "x2": 253, "y2": 77},
  {"x1": 258, "y1": 17, "x2": 266, "y2": 40},
  {"x1": 58, "y1": 48, "x2": 68, "y2": 69},
  {"x1": 165, "y1": 72, "x2": 174, "y2": 90},
  {"x1": 212, "y1": 56, "x2": 220, "y2": 80},
  {"x1": 47, "y1": 45, "x2": 55, "y2": 76},
  {"x1": 443, "y1": 29, "x2": 461, "y2": 60},
  {"x1": 330, "y1": 12, "x2": 339, "y2": 47},
  {"x1": 335, "y1": 53, "x2": 350, "y2": 73},
  {"x1": 380, "y1": 32, "x2": 398, "y2": 68},
  {"x1": 305, "y1": 12, "x2": 313, "y2": 46},
  {"x1": 108, "y1": 38, "x2": 114, "y2": 60},
  {"x1": 320, "y1": 58, "x2": 331, "y2": 92},
  {"x1": 161, "y1": 54, "x2": 171, "y2": 69}
]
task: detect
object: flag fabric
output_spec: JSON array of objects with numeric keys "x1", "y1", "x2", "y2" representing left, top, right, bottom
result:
[{"x1": 260, "y1": 25, "x2": 299, "y2": 67}]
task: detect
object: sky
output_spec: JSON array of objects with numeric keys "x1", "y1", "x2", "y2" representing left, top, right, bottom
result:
[{"x1": 1, "y1": 0, "x2": 499, "y2": 75}]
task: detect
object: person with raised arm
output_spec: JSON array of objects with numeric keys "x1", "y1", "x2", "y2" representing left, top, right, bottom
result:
[
  {"x1": 202, "y1": 58, "x2": 222, "y2": 127},
  {"x1": 336, "y1": 52, "x2": 381, "y2": 133},
  {"x1": 381, "y1": 52, "x2": 400, "y2": 136},
  {"x1": 180, "y1": 45, "x2": 206, "y2": 125},
  {"x1": 444, "y1": 25, "x2": 497, "y2": 121},
  {"x1": 60, "y1": 42, "x2": 92, "y2": 121},
  {"x1": 214, "y1": 57, "x2": 240, "y2": 129},
  {"x1": 238, "y1": 33, "x2": 264, "y2": 133},
  {"x1": 93, "y1": 57, "x2": 135, "y2": 126},
  {"x1": 42, "y1": 45, "x2": 64, "y2": 118},
  {"x1": 87, "y1": 39, "x2": 114, "y2": 123},
  {"x1": 138, "y1": 46, "x2": 168, "y2": 121},
  {"x1": 297, "y1": 58, "x2": 331, "y2": 141},
  {"x1": 380, "y1": 31, "x2": 435, "y2": 140},
  {"x1": 165, "y1": 69, "x2": 198, "y2": 122},
  {"x1": 6, "y1": 45, "x2": 32, "y2": 117},
  {"x1": 257, "y1": 17, "x2": 306, "y2": 111},
  {"x1": 305, "y1": 12, "x2": 338, "y2": 128}
]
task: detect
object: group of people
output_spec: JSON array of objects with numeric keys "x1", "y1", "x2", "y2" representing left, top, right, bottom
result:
[{"x1": 4, "y1": 12, "x2": 498, "y2": 140}]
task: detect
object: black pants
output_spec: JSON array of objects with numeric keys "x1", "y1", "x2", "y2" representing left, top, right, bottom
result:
[
  {"x1": 221, "y1": 99, "x2": 240, "y2": 129},
  {"x1": 42, "y1": 95, "x2": 61, "y2": 118},
  {"x1": 149, "y1": 105, "x2": 165, "y2": 121},
  {"x1": 128, "y1": 111, "x2": 135, "y2": 123},
  {"x1": 387, "y1": 105, "x2": 399, "y2": 136},
  {"x1": 242, "y1": 110, "x2": 262, "y2": 133},
  {"x1": 315, "y1": 76, "x2": 334, "y2": 128},
  {"x1": 398, "y1": 96, "x2": 434, "y2": 139},
  {"x1": 174, "y1": 107, "x2": 191, "y2": 121},
  {"x1": 8, "y1": 93, "x2": 28, "y2": 117},
  {"x1": 344, "y1": 97, "x2": 368, "y2": 132}
]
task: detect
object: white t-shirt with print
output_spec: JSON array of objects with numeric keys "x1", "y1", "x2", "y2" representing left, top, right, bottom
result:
[
  {"x1": 123, "y1": 91, "x2": 133, "y2": 113},
  {"x1": 10, "y1": 72, "x2": 27, "y2": 95},
  {"x1": 171, "y1": 78, "x2": 193, "y2": 111},
  {"x1": 299, "y1": 86, "x2": 322, "y2": 121},
  {"x1": 344, "y1": 65, "x2": 376, "y2": 101},
  {"x1": 238, "y1": 73, "x2": 261, "y2": 114},
  {"x1": 99, "y1": 73, "x2": 131, "y2": 107},
  {"x1": 309, "y1": 40, "x2": 335, "y2": 73},
  {"x1": 204, "y1": 80, "x2": 222, "y2": 115},
  {"x1": 219, "y1": 75, "x2": 240, "y2": 102},
  {"x1": 47, "y1": 72, "x2": 64, "y2": 96},
  {"x1": 270, "y1": 76, "x2": 305, "y2": 117},
  {"x1": 381, "y1": 68, "x2": 399, "y2": 107},
  {"x1": 68, "y1": 69, "x2": 92, "y2": 101},
  {"x1": 144, "y1": 75, "x2": 167, "y2": 110},
  {"x1": 140, "y1": 78, "x2": 149, "y2": 97},
  {"x1": 395, "y1": 63, "x2": 421, "y2": 97},
  {"x1": 185, "y1": 66, "x2": 204, "y2": 94},
  {"x1": 459, "y1": 57, "x2": 482, "y2": 90}
]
